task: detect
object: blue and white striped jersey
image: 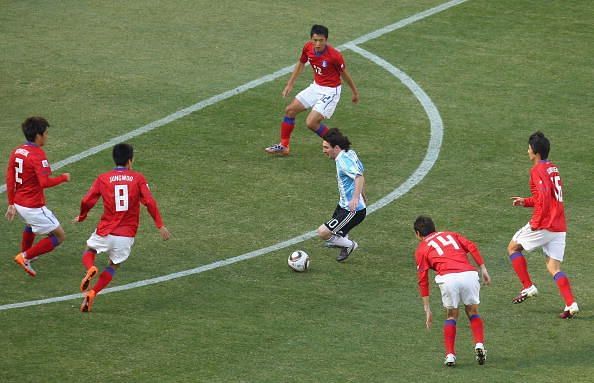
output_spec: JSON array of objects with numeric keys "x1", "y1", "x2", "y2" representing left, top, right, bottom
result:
[{"x1": 335, "y1": 149, "x2": 365, "y2": 211}]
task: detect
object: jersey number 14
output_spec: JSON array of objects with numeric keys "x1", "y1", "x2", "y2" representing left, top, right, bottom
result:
[{"x1": 427, "y1": 234, "x2": 460, "y2": 256}]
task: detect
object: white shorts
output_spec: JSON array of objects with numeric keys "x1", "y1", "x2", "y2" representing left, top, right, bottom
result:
[
  {"x1": 295, "y1": 82, "x2": 342, "y2": 119},
  {"x1": 14, "y1": 203, "x2": 60, "y2": 235},
  {"x1": 86, "y1": 231, "x2": 135, "y2": 265},
  {"x1": 435, "y1": 271, "x2": 480, "y2": 309},
  {"x1": 512, "y1": 223, "x2": 566, "y2": 261}
]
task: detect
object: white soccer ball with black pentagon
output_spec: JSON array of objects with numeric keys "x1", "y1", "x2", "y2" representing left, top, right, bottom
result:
[{"x1": 288, "y1": 250, "x2": 310, "y2": 272}]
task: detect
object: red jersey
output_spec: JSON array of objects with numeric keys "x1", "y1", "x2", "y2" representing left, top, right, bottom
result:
[
  {"x1": 77, "y1": 167, "x2": 164, "y2": 237},
  {"x1": 299, "y1": 42, "x2": 345, "y2": 87},
  {"x1": 523, "y1": 160, "x2": 566, "y2": 232},
  {"x1": 5, "y1": 143, "x2": 68, "y2": 208},
  {"x1": 415, "y1": 231, "x2": 485, "y2": 297}
]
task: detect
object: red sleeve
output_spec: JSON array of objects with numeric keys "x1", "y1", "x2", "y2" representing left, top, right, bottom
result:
[
  {"x1": 6, "y1": 153, "x2": 16, "y2": 204},
  {"x1": 139, "y1": 177, "x2": 164, "y2": 228},
  {"x1": 32, "y1": 156, "x2": 67, "y2": 189},
  {"x1": 78, "y1": 178, "x2": 102, "y2": 221},
  {"x1": 525, "y1": 170, "x2": 544, "y2": 229},
  {"x1": 415, "y1": 248, "x2": 430, "y2": 297},
  {"x1": 456, "y1": 233, "x2": 484, "y2": 266},
  {"x1": 333, "y1": 49, "x2": 345, "y2": 72},
  {"x1": 299, "y1": 43, "x2": 308, "y2": 63}
]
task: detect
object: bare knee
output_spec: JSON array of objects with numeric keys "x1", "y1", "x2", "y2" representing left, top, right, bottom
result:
[
  {"x1": 51, "y1": 227, "x2": 66, "y2": 244},
  {"x1": 317, "y1": 225, "x2": 331, "y2": 240},
  {"x1": 507, "y1": 240, "x2": 522, "y2": 255}
]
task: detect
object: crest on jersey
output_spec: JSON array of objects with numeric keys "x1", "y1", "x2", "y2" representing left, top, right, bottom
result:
[
  {"x1": 42, "y1": 160, "x2": 49, "y2": 168},
  {"x1": 322, "y1": 60, "x2": 327, "y2": 68}
]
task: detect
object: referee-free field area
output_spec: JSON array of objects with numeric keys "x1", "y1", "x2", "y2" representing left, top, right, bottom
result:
[{"x1": 1, "y1": 1, "x2": 593, "y2": 382}]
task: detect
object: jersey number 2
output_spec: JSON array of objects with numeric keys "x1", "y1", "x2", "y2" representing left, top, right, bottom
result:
[
  {"x1": 427, "y1": 234, "x2": 460, "y2": 256},
  {"x1": 115, "y1": 185, "x2": 129, "y2": 212},
  {"x1": 14, "y1": 158, "x2": 24, "y2": 184}
]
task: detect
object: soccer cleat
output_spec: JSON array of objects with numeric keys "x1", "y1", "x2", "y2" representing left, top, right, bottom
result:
[
  {"x1": 444, "y1": 353, "x2": 456, "y2": 367},
  {"x1": 559, "y1": 302, "x2": 579, "y2": 319},
  {"x1": 80, "y1": 290, "x2": 96, "y2": 313},
  {"x1": 80, "y1": 266, "x2": 98, "y2": 292},
  {"x1": 14, "y1": 253, "x2": 36, "y2": 277},
  {"x1": 336, "y1": 240, "x2": 358, "y2": 262},
  {"x1": 512, "y1": 284, "x2": 538, "y2": 304},
  {"x1": 475, "y1": 343, "x2": 487, "y2": 365},
  {"x1": 264, "y1": 143, "x2": 290, "y2": 156}
]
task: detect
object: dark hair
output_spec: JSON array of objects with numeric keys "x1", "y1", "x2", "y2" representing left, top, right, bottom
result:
[
  {"x1": 324, "y1": 128, "x2": 351, "y2": 151},
  {"x1": 528, "y1": 131, "x2": 550, "y2": 159},
  {"x1": 310, "y1": 24, "x2": 329, "y2": 38},
  {"x1": 414, "y1": 215, "x2": 436, "y2": 237},
  {"x1": 21, "y1": 116, "x2": 49, "y2": 142},
  {"x1": 113, "y1": 143, "x2": 134, "y2": 166}
]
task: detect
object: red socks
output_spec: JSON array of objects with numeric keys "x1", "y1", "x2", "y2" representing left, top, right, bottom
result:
[
  {"x1": 443, "y1": 319, "x2": 457, "y2": 355},
  {"x1": 24, "y1": 235, "x2": 59, "y2": 260},
  {"x1": 469, "y1": 315, "x2": 484, "y2": 344},
  {"x1": 509, "y1": 252, "x2": 533, "y2": 288},
  {"x1": 554, "y1": 272, "x2": 575, "y2": 306},
  {"x1": 82, "y1": 250, "x2": 97, "y2": 270},
  {"x1": 21, "y1": 227, "x2": 36, "y2": 252},
  {"x1": 92, "y1": 267, "x2": 116, "y2": 294},
  {"x1": 280, "y1": 116, "x2": 296, "y2": 147}
]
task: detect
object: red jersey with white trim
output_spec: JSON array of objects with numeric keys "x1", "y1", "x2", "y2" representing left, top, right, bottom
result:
[
  {"x1": 77, "y1": 167, "x2": 164, "y2": 237},
  {"x1": 415, "y1": 231, "x2": 484, "y2": 297},
  {"x1": 523, "y1": 160, "x2": 566, "y2": 232},
  {"x1": 299, "y1": 42, "x2": 345, "y2": 87},
  {"x1": 5, "y1": 143, "x2": 68, "y2": 208}
]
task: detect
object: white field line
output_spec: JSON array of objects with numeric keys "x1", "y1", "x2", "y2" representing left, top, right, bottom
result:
[
  {"x1": 0, "y1": 0, "x2": 462, "y2": 311},
  {"x1": 0, "y1": 0, "x2": 466, "y2": 193}
]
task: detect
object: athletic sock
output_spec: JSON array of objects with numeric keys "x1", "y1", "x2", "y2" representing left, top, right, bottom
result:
[
  {"x1": 82, "y1": 249, "x2": 97, "y2": 270},
  {"x1": 23, "y1": 234, "x2": 59, "y2": 260},
  {"x1": 315, "y1": 124, "x2": 329, "y2": 138},
  {"x1": 553, "y1": 271, "x2": 575, "y2": 307},
  {"x1": 509, "y1": 252, "x2": 533, "y2": 289},
  {"x1": 280, "y1": 116, "x2": 296, "y2": 147},
  {"x1": 469, "y1": 314, "x2": 484, "y2": 344},
  {"x1": 92, "y1": 266, "x2": 116, "y2": 293},
  {"x1": 21, "y1": 226, "x2": 36, "y2": 252},
  {"x1": 444, "y1": 319, "x2": 457, "y2": 355}
]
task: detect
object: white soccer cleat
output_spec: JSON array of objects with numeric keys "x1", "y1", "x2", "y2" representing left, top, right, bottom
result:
[
  {"x1": 444, "y1": 353, "x2": 456, "y2": 367},
  {"x1": 475, "y1": 343, "x2": 487, "y2": 365},
  {"x1": 560, "y1": 302, "x2": 579, "y2": 319},
  {"x1": 512, "y1": 284, "x2": 538, "y2": 304},
  {"x1": 264, "y1": 143, "x2": 290, "y2": 156}
]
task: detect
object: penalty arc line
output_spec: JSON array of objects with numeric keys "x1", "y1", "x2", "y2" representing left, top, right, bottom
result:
[
  {"x1": 0, "y1": 0, "x2": 466, "y2": 311},
  {"x1": 0, "y1": 0, "x2": 466, "y2": 193},
  {"x1": 0, "y1": 48, "x2": 443, "y2": 311}
]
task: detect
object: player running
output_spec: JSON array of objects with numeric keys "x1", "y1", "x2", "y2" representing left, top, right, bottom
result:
[
  {"x1": 507, "y1": 131, "x2": 579, "y2": 319},
  {"x1": 5, "y1": 117, "x2": 71, "y2": 277},
  {"x1": 74, "y1": 143, "x2": 171, "y2": 312},
  {"x1": 413, "y1": 216, "x2": 491, "y2": 367},
  {"x1": 265, "y1": 24, "x2": 359, "y2": 156}
]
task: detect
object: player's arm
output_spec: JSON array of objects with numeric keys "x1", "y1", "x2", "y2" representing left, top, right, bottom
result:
[
  {"x1": 5, "y1": 155, "x2": 17, "y2": 221},
  {"x1": 74, "y1": 179, "x2": 101, "y2": 222},
  {"x1": 415, "y1": 249, "x2": 432, "y2": 329},
  {"x1": 348, "y1": 174, "x2": 365, "y2": 212},
  {"x1": 33, "y1": 157, "x2": 70, "y2": 189},
  {"x1": 139, "y1": 180, "x2": 170, "y2": 240},
  {"x1": 458, "y1": 234, "x2": 491, "y2": 285},
  {"x1": 282, "y1": 61, "x2": 306, "y2": 97},
  {"x1": 340, "y1": 67, "x2": 359, "y2": 104}
]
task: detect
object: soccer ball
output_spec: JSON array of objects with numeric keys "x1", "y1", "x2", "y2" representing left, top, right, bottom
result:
[{"x1": 288, "y1": 250, "x2": 310, "y2": 272}]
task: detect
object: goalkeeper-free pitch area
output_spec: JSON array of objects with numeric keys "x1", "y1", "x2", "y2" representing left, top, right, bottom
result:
[{"x1": 1, "y1": 1, "x2": 592, "y2": 382}]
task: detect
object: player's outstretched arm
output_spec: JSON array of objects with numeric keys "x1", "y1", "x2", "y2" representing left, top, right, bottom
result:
[{"x1": 511, "y1": 196, "x2": 525, "y2": 206}]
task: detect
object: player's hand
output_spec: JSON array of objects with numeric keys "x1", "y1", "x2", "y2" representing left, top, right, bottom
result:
[
  {"x1": 481, "y1": 266, "x2": 491, "y2": 286},
  {"x1": 282, "y1": 84, "x2": 293, "y2": 98},
  {"x1": 425, "y1": 308, "x2": 433, "y2": 329},
  {"x1": 5, "y1": 205, "x2": 16, "y2": 221},
  {"x1": 352, "y1": 91, "x2": 360, "y2": 104},
  {"x1": 72, "y1": 215, "x2": 83, "y2": 223},
  {"x1": 63, "y1": 173, "x2": 71, "y2": 182},
  {"x1": 348, "y1": 199, "x2": 358, "y2": 212},
  {"x1": 159, "y1": 226, "x2": 171, "y2": 241},
  {"x1": 511, "y1": 196, "x2": 525, "y2": 206}
]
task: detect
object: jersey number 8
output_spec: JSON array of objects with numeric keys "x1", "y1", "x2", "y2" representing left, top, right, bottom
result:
[{"x1": 115, "y1": 185, "x2": 129, "y2": 212}]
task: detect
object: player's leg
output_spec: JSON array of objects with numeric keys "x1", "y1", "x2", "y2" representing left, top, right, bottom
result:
[
  {"x1": 80, "y1": 248, "x2": 98, "y2": 292},
  {"x1": 307, "y1": 86, "x2": 341, "y2": 138},
  {"x1": 21, "y1": 225, "x2": 35, "y2": 252},
  {"x1": 444, "y1": 308, "x2": 459, "y2": 366},
  {"x1": 305, "y1": 110, "x2": 328, "y2": 137},
  {"x1": 265, "y1": 98, "x2": 306, "y2": 155},
  {"x1": 542, "y1": 235, "x2": 579, "y2": 318},
  {"x1": 508, "y1": 224, "x2": 540, "y2": 303},
  {"x1": 465, "y1": 304, "x2": 487, "y2": 365}
]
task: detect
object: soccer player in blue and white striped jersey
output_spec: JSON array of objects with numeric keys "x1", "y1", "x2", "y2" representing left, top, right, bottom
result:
[{"x1": 317, "y1": 128, "x2": 366, "y2": 262}]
